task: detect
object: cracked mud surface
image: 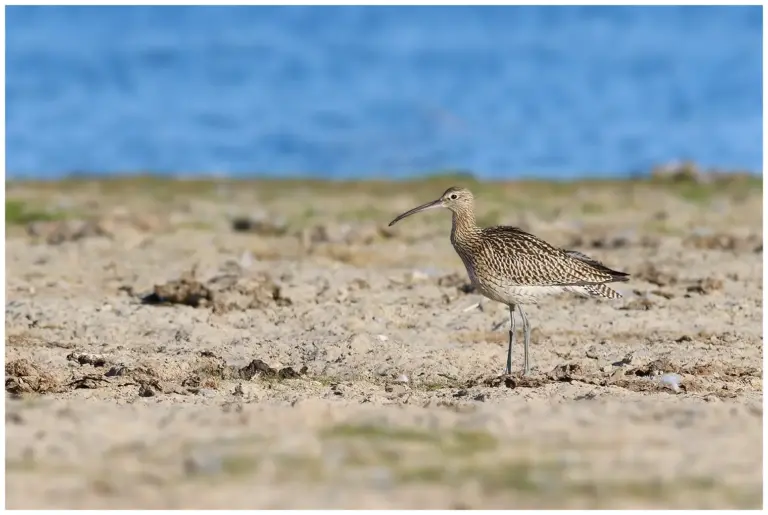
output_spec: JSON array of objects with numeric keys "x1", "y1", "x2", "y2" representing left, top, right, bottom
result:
[{"x1": 5, "y1": 176, "x2": 763, "y2": 509}]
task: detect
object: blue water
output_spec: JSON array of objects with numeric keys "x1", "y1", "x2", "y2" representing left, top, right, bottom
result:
[{"x1": 5, "y1": 6, "x2": 763, "y2": 180}]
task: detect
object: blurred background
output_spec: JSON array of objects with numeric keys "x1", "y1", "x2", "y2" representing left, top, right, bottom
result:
[{"x1": 5, "y1": 5, "x2": 763, "y2": 180}]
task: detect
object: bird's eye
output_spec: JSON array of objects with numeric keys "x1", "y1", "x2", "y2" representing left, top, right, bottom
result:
[{"x1": 450, "y1": 194, "x2": 458, "y2": 200}]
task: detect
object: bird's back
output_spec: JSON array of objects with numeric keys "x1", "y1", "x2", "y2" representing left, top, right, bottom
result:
[{"x1": 452, "y1": 225, "x2": 629, "y2": 303}]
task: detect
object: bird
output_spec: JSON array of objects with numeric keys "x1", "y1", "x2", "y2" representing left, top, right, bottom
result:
[{"x1": 388, "y1": 186, "x2": 630, "y2": 376}]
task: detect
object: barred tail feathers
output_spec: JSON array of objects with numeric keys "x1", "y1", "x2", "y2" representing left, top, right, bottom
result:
[{"x1": 583, "y1": 283, "x2": 623, "y2": 299}]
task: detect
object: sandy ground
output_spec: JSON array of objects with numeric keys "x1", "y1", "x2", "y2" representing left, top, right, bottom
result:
[{"x1": 4, "y1": 175, "x2": 763, "y2": 509}]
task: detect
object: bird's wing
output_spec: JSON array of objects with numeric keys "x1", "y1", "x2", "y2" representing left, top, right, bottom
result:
[
  {"x1": 478, "y1": 226, "x2": 629, "y2": 286},
  {"x1": 563, "y1": 249, "x2": 630, "y2": 281}
]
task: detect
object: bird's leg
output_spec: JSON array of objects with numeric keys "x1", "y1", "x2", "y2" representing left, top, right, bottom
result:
[
  {"x1": 505, "y1": 303, "x2": 516, "y2": 375},
  {"x1": 517, "y1": 304, "x2": 531, "y2": 376}
]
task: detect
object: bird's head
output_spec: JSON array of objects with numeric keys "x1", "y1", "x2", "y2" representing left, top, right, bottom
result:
[{"x1": 388, "y1": 186, "x2": 474, "y2": 226}]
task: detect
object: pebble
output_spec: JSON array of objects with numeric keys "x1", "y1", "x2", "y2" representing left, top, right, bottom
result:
[
  {"x1": 184, "y1": 451, "x2": 223, "y2": 476},
  {"x1": 239, "y1": 251, "x2": 255, "y2": 269},
  {"x1": 659, "y1": 373, "x2": 682, "y2": 393},
  {"x1": 197, "y1": 388, "x2": 218, "y2": 398},
  {"x1": 409, "y1": 270, "x2": 430, "y2": 282}
]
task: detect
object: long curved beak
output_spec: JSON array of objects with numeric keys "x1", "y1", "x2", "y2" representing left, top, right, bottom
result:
[{"x1": 388, "y1": 198, "x2": 443, "y2": 226}]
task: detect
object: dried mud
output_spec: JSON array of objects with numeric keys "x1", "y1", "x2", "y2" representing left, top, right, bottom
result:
[{"x1": 5, "y1": 176, "x2": 763, "y2": 509}]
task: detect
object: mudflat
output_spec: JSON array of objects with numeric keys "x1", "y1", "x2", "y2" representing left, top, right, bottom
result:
[{"x1": 5, "y1": 175, "x2": 763, "y2": 509}]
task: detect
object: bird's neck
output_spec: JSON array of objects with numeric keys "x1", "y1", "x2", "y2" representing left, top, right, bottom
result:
[{"x1": 450, "y1": 208, "x2": 480, "y2": 246}]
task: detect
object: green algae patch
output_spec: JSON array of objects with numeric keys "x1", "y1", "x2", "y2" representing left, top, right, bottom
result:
[{"x1": 5, "y1": 199, "x2": 68, "y2": 225}]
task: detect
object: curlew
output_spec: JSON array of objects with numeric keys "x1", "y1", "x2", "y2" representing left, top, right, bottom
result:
[{"x1": 388, "y1": 186, "x2": 630, "y2": 376}]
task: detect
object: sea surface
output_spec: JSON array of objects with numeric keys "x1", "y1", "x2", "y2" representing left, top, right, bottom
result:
[{"x1": 5, "y1": 6, "x2": 763, "y2": 180}]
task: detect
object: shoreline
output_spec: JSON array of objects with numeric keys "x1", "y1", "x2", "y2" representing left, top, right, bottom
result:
[{"x1": 6, "y1": 166, "x2": 762, "y2": 185}]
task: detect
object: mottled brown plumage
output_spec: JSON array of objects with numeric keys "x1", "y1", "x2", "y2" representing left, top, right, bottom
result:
[{"x1": 389, "y1": 186, "x2": 630, "y2": 376}]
